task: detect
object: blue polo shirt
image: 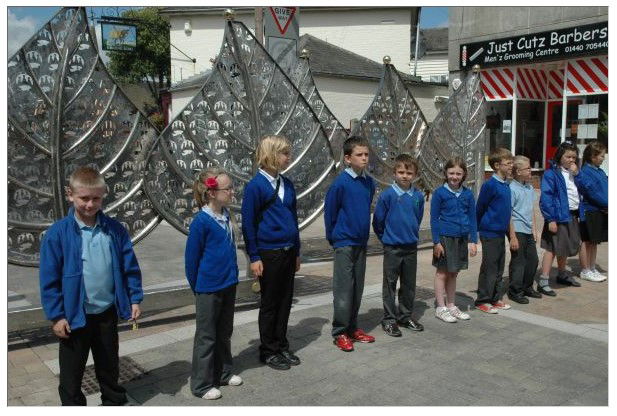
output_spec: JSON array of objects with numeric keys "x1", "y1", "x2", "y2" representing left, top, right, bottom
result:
[
  {"x1": 509, "y1": 179, "x2": 535, "y2": 234},
  {"x1": 75, "y1": 215, "x2": 115, "y2": 314}
]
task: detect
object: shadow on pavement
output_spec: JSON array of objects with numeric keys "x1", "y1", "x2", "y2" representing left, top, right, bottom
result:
[
  {"x1": 232, "y1": 316, "x2": 329, "y2": 374},
  {"x1": 125, "y1": 360, "x2": 191, "y2": 404}
]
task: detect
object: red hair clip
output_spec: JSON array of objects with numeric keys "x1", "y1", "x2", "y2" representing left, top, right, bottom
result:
[{"x1": 204, "y1": 177, "x2": 218, "y2": 189}]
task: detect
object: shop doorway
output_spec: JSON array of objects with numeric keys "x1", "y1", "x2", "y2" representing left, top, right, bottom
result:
[{"x1": 545, "y1": 99, "x2": 582, "y2": 168}]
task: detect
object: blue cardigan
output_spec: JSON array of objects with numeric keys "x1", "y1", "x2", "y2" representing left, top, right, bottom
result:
[
  {"x1": 430, "y1": 185, "x2": 478, "y2": 244},
  {"x1": 39, "y1": 207, "x2": 143, "y2": 330},
  {"x1": 241, "y1": 173, "x2": 300, "y2": 262},
  {"x1": 540, "y1": 162, "x2": 578, "y2": 224},
  {"x1": 324, "y1": 170, "x2": 375, "y2": 248},
  {"x1": 372, "y1": 185, "x2": 424, "y2": 245},
  {"x1": 574, "y1": 163, "x2": 608, "y2": 221},
  {"x1": 476, "y1": 175, "x2": 512, "y2": 238},
  {"x1": 185, "y1": 210, "x2": 238, "y2": 293}
]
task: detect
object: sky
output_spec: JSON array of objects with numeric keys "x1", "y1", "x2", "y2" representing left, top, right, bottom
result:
[{"x1": 7, "y1": 6, "x2": 448, "y2": 57}]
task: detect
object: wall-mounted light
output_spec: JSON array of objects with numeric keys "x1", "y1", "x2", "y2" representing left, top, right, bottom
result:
[{"x1": 184, "y1": 20, "x2": 192, "y2": 36}]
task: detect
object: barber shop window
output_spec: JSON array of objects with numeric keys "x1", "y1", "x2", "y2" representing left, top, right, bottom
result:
[
  {"x1": 515, "y1": 101, "x2": 545, "y2": 169},
  {"x1": 485, "y1": 101, "x2": 512, "y2": 169}
]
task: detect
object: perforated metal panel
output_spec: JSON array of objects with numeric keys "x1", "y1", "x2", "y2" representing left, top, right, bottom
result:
[
  {"x1": 350, "y1": 62, "x2": 429, "y2": 191},
  {"x1": 7, "y1": 7, "x2": 161, "y2": 266},
  {"x1": 142, "y1": 18, "x2": 338, "y2": 235},
  {"x1": 417, "y1": 70, "x2": 486, "y2": 194}
]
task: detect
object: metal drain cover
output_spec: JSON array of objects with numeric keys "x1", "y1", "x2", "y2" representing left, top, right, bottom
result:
[{"x1": 78, "y1": 356, "x2": 147, "y2": 395}]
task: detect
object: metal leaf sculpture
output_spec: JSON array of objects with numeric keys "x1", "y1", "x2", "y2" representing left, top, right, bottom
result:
[
  {"x1": 349, "y1": 57, "x2": 429, "y2": 190},
  {"x1": 143, "y1": 14, "x2": 337, "y2": 234},
  {"x1": 7, "y1": 7, "x2": 161, "y2": 266},
  {"x1": 287, "y1": 49, "x2": 347, "y2": 166},
  {"x1": 416, "y1": 67, "x2": 486, "y2": 194}
]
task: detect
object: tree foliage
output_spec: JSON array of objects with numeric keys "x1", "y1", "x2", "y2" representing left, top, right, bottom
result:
[{"x1": 106, "y1": 7, "x2": 170, "y2": 113}]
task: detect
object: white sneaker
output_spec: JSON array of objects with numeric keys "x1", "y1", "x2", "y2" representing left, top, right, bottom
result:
[
  {"x1": 203, "y1": 387, "x2": 222, "y2": 400},
  {"x1": 228, "y1": 375, "x2": 243, "y2": 386},
  {"x1": 579, "y1": 269, "x2": 595, "y2": 281},
  {"x1": 448, "y1": 306, "x2": 470, "y2": 320},
  {"x1": 435, "y1": 306, "x2": 457, "y2": 323},
  {"x1": 592, "y1": 269, "x2": 607, "y2": 282}
]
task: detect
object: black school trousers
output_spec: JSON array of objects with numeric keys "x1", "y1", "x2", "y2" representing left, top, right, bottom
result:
[
  {"x1": 475, "y1": 236, "x2": 506, "y2": 305},
  {"x1": 258, "y1": 248, "x2": 296, "y2": 359},
  {"x1": 58, "y1": 305, "x2": 127, "y2": 406},
  {"x1": 508, "y1": 232, "x2": 539, "y2": 296}
]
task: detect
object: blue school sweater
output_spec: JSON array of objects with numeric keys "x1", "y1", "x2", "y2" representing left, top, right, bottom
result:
[
  {"x1": 185, "y1": 210, "x2": 238, "y2": 293},
  {"x1": 476, "y1": 175, "x2": 512, "y2": 238},
  {"x1": 574, "y1": 163, "x2": 608, "y2": 221},
  {"x1": 372, "y1": 184, "x2": 424, "y2": 245},
  {"x1": 430, "y1": 185, "x2": 478, "y2": 244},
  {"x1": 241, "y1": 174, "x2": 300, "y2": 262},
  {"x1": 324, "y1": 169, "x2": 376, "y2": 248}
]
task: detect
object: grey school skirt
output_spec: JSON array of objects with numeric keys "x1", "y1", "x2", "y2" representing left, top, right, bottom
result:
[
  {"x1": 540, "y1": 211, "x2": 581, "y2": 257},
  {"x1": 432, "y1": 236, "x2": 469, "y2": 272}
]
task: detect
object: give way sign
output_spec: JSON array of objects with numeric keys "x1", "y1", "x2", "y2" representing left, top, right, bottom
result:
[{"x1": 268, "y1": 7, "x2": 297, "y2": 35}]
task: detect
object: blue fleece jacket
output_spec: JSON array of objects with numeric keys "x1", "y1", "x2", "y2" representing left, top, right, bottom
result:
[
  {"x1": 476, "y1": 175, "x2": 512, "y2": 238},
  {"x1": 241, "y1": 174, "x2": 300, "y2": 262},
  {"x1": 185, "y1": 210, "x2": 238, "y2": 293},
  {"x1": 574, "y1": 163, "x2": 608, "y2": 221},
  {"x1": 430, "y1": 185, "x2": 478, "y2": 244},
  {"x1": 372, "y1": 184, "x2": 424, "y2": 245},
  {"x1": 540, "y1": 161, "x2": 578, "y2": 224},
  {"x1": 39, "y1": 207, "x2": 143, "y2": 330},
  {"x1": 324, "y1": 170, "x2": 375, "y2": 248}
]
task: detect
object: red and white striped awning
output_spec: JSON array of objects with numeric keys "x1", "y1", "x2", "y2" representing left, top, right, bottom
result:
[
  {"x1": 481, "y1": 68, "x2": 514, "y2": 101},
  {"x1": 516, "y1": 67, "x2": 547, "y2": 100},
  {"x1": 547, "y1": 69, "x2": 565, "y2": 100},
  {"x1": 480, "y1": 55, "x2": 608, "y2": 101},
  {"x1": 566, "y1": 56, "x2": 608, "y2": 96}
]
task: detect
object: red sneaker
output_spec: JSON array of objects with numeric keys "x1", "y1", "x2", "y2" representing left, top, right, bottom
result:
[
  {"x1": 349, "y1": 329, "x2": 375, "y2": 343},
  {"x1": 476, "y1": 303, "x2": 498, "y2": 314},
  {"x1": 491, "y1": 300, "x2": 511, "y2": 310},
  {"x1": 333, "y1": 334, "x2": 354, "y2": 352}
]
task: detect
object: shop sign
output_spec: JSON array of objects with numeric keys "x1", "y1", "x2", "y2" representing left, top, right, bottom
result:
[{"x1": 460, "y1": 22, "x2": 607, "y2": 68}]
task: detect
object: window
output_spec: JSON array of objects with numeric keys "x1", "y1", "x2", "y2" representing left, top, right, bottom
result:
[
  {"x1": 429, "y1": 74, "x2": 448, "y2": 84},
  {"x1": 485, "y1": 101, "x2": 512, "y2": 169},
  {"x1": 515, "y1": 101, "x2": 545, "y2": 169}
]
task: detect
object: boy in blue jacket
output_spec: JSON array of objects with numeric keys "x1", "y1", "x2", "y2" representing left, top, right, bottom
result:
[
  {"x1": 373, "y1": 154, "x2": 425, "y2": 337},
  {"x1": 39, "y1": 167, "x2": 142, "y2": 406},
  {"x1": 475, "y1": 148, "x2": 513, "y2": 313},
  {"x1": 325, "y1": 136, "x2": 376, "y2": 352}
]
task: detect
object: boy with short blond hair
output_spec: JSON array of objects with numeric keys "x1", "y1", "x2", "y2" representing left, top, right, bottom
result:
[
  {"x1": 325, "y1": 136, "x2": 376, "y2": 352},
  {"x1": 373, "y1": 154, "x2": 425, "y2": 337},
  {"x1": 40, "y1": 166, "x2": 143, "y2": 405},
  {"x1": 475, "y1": 148, "x2": 513, "y2": 313},
  {"x1": 507, "y1": 155, "x2": 541, "y2": 304}
]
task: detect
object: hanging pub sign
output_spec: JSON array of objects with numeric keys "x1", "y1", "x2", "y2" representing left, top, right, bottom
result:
[
  {"x1": 460, "y1": 21, "x2": 607, "y2": 68},
  {"x1": 101, "y1": 21, "x2": 137, "y2": 52}
]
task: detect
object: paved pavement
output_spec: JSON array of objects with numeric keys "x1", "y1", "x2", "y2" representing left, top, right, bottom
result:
[{"x1": 7, "y1": 236, "x2": 608, "y2": 406}]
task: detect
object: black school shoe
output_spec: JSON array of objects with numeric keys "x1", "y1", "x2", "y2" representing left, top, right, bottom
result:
[
  {"x1": 398, "y1": 319, "x2": 424, "y2": 332},
  {"x1": 382, "y1": 322, "x2": 402, "y2": 337},
  {"x1": 537, "y1": 285, "x2": 556, "y2": 297},
  {"x1": 557, "y1": 274, "x2": 581, "y2": 287},
  {"x1": 260, "y1": 354, "x2": 290, "y2": 370},
  {"x1": 280, "y1": 350, "x2": 301, "y2": 366},
  {"x1": 508, "y1": 292, "x2": 529, "y2": 304},
  {"x1": 523, "y1": 288, "x2": 543, "y2": 298}
]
